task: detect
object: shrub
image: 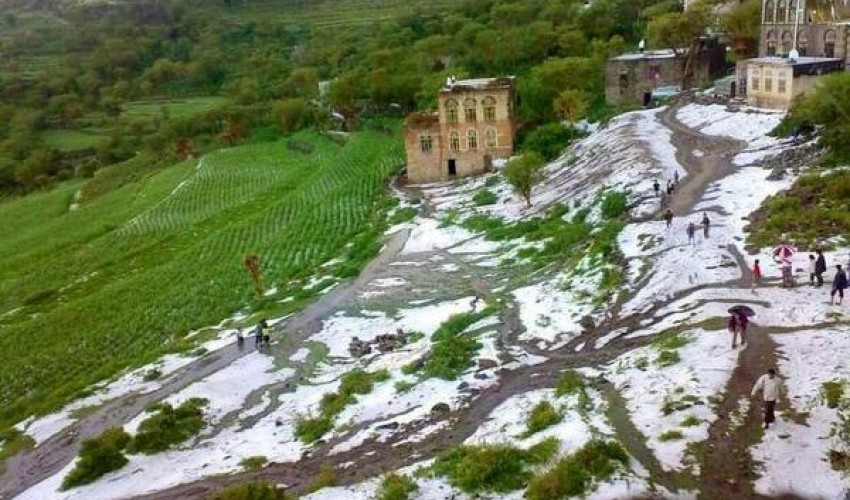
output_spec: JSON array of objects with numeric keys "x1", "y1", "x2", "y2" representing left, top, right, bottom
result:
[
  {"x1": 681, "y1": 415, "x2": 701, "y2": 427},
  {"x1": 525, "y1": 440, "x2": 628, "y2": 499},
  {"x1": 520, "y1": 123, "x2": 581, "y2": 161},
  {"x1": 423, "y1": 308, "x2": 495, "y2": 380},
  {"x1": 659, "y1": 429, "x2": 684, "y2": 441},
  {"x1": 61, "y1": 428, "x2": 131, "y2": 490},
  {"x1": 127, "y1": 398, "x2": 207, "y2": 454},
  {"x1": 239, "y1": 455, "x2": 268, "y2": 470},
  {"x1": 377, "y1": 473, "x2": 418, "y2": 500},
  {"x1": 655, "y1": 334, "x2": 690, "y2": 350},
  {"x1": 142, "y1": 368, "x2": 162, "y2": 381},
  {"x1": 599, "y1": 191, "x2": 628, "y2": 219},
  {"x1": 209, "y1": 481, "x2": 293, "y2": 500},
  {"x1": 823, "y1": 381, "x2": 845, "y2": 409},
  {"x1": 524, "y1": 401, "x2": 563, "y2": 436},
  {"x1": 389, "y1": 206, "x2": 417, "y2": 225},
  {"x1": 554, "y1": 370, "x2": 585, "y2": 397},
  {"x1": 484, "y1": 176, "x2": 500, "y2": 187},
  {"x1": 294, "y1": 414, "x2": 333, "y2": 444},
  {"x1": 395, "y1": 380, "x2": 415, "y2": 393},
  {"x1": 634, "y1": 357, "x2": 649, "y2": 371},
  {"x1": 656, "y1": 350, "x2": 681, "y2": 367},
  {"x1": 307, "y1": 465, "x2": 337, "y2": 493},
  {"x1": 432, "y1": 440, "x2": 555, "y2": 493},
  {"x1": 472, "y1": 188, "x2": 498, "y2": 206}
]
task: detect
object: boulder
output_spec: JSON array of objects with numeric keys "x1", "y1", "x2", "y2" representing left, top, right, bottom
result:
[
  {"x1": 431, "y1": 403, "x2": 451, "y2": 415},
  {"x1": 477, "y1": 358, "x2": 498, "y2": 370}
]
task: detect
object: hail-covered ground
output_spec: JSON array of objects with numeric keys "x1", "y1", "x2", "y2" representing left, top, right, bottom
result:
[{"x1": 12, "y1": 103, "x2": 850, "y2": 500}]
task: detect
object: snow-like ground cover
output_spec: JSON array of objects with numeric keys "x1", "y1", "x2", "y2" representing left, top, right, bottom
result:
[{"x1": 752, "y1": 327, "x2": 850, "y2": 498}]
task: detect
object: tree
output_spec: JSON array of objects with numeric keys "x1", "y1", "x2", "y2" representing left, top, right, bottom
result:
[
  {"x1": 554, "y1": 89, "x2": 589, "y2": 123},
  {"x1": 272, "y1": 98, "x2": 310, "y2": 133},
  {"x1": 721, "y1": 0, "x2": 761, "y2": 58},
  {"x1": 647, "y1": 5, "x2": 710, "y2": 88},
  {"x1": 782, "y1": 72, "x2": 850, "y2": 165},
  {"x1": 504, "y1": 152, "x2": 546, "y2": 208}
]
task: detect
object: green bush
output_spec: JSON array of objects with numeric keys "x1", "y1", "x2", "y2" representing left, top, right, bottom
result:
[
  {"x1": 656, "y1": 350, "x2": 681, "y2": 367},
  {"x1": 654, "y1": 334, "x2": 690, "y2": 350},
  {"x1": 525, "y1": 440, "x2": 628, "y2": 499},
  {"x1": 472, "y1": 188, "x2": 498, "y2": 206},
  {"x1": 432, "y1": 440, "x2": 557, "y2": 493},
  {"x1": 395, "y1": 380, "x2": 415, "y2": 393},
  {"x1": 520, "y1": 123, "x2": 582, "y2": 161},
  {"x1": 599, "y1": 191, "x2": 628, "y2": 219},
  {"x1": 423, "y1": 308, "x2": 496, "y2": 380},
  {"x1": 209, "y1": 481, "x2": 293, "y2": 500},
  {"x1": 389, "y1": 206, "x2": 417, "y2": 225},
  {"x1": 127, "y1": 398, "x2": 207, "y2": 454},
  {"x1": 61, "y1": 428, "x2": 131, "y2": 490},
  {"x1": 239, "y1": 455, "x2": 268, "y2": 470},
  {"x1": 681, "y1": 415, "x2": 700, "y2": 427},
  {"x1": 555, "y1": 370, "x2": 585, "y2": 397},
  {"x1": 307, "y1": 465, "x2": 337, "y2": 493},
  {"x1": 659, "y1": 429, "x2": 684, "y2": 441},
  {"x1": 823, "y1": 381, "x2": 846, "y2": 409},
  {"x1": 377, "y1": 473, "x2": 418, "y2": 500},
  {"x1": 524, "y1": 401, "x2": 563, "y2": 436},
  {"x1": 294, "y1": 414, "x2": 333, "y2": 444}
]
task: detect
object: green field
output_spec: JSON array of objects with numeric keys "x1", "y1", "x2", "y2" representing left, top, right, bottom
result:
[
  {"x1": 235, "y1": 0, "x2": 457, "y2": 27},
  {"x1": 120, "y1": 97, "x2": 231, "y2": 121},
  {"x1": 41, "y1": 130, "x2": 108, "y2": 152},
  {"x1": 0, "y1": 127, "x2": 403, "y2": 427}
]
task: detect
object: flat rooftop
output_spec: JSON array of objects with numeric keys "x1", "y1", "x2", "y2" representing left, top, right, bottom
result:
[
  {"x1": 441, "y1": 76, "x2": 515, "y2": 92},
  {"x1": 611, "y1": 49, "x2": 676, "y2": 61},
  {"x1": 747, "y1": 56, "x2": 845, "y2": 76}
]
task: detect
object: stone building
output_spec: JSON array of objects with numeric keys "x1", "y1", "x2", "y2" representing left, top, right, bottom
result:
[
  {"x1": 759, "y1": 0, "x2": 850, "y2": 61},
  {"x1": 746, "y1": 56, "x2": 844, "y2": 109},
  {"x1": 404, "y1": 77, "x2": 516, "y2": 184},
  {"x1": 605, "y1": 37, "x2": 727, "y2": 106}
]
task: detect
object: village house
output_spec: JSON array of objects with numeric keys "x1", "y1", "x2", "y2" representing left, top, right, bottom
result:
[
  {"x1": 604, "y1": 37, "x2": 727, "y2": 106},
  {"x1": 404, "y1": 77, "x2": 516, "y2": 184},
  {"x1": 734, "y1": 0, "x2": 849, "y2": 109}
]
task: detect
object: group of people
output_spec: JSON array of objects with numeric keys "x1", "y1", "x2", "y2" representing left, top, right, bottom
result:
[
  {"x1": 235, "y1": 319, "x2": 272, "y2": 350},
  {"x1": 653, "y1": 173, "x2": 680, "y2": 211},
  {"x1": 757, "y1": 243, "x2": 850, "y2": 305}
]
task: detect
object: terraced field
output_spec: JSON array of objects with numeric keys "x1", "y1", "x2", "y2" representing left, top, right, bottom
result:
[
  {"x1": 238, "y1": 0, "x2": 458, "y2": 27},
  {"x1": 0, "y1": 128, "x2": 403, "y2": 429}
]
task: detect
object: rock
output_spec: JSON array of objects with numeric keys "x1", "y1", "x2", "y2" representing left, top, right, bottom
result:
[
  {"x1": 473, "y1": 372, "x2": 489, "y2": 380},
  {"x1": 431, "y1": 403, "x2": 451, "y2": 415},
  {"x1": 477, "y1": 358, "x2": 498, "y2": 370},
  {"x1": 376, "y1": 421, "x2": 400, "y2": 431},
  {"x1": 275, "y1": 418, "x2": 283, "y2": 427},
  {"x1": 579, "y1": 315, "x2": 595, "y2": 332},
  {"x1": 457, "y1": 382, "x2": 469, "y2": 391}
]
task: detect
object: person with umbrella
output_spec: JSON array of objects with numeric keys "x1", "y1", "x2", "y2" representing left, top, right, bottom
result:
[{"x1": 728, "y1": 305, "x2": 755, "y2": 348}]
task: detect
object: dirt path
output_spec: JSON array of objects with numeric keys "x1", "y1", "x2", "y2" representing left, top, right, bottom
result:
[{"x1": 0, "y1": 229, "x2": 411, "y2": 500}]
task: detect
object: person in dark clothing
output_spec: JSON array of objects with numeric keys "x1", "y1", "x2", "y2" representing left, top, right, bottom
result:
[
  {"x1": 701, "y1": 212, "x2": 710, "y2": 238},
  {"x1": 653, "y1": 180, "x2": 660, "y2": 197},
  {"x1": 686, "y1": 222, "x2": 696, "y2": 245},
  {"x1": 808, "y1": 254, "x2": 817, "y2": 285},
  {"x1": 255, "y1": 320, "x2": 266, "y2": 347},
  {"x1": 666, "y1": 180, "x2": 674, "y2": 195},
  {"x1": 236, "y1": 329, "x2": 244, "y2": 350},
  {"x1": 728, "y1": 313, "x2": 739, "y2": 348},
  {"x1": 831, "y1": 265, "x2": 848, "y2": 305},
  {"x1": 815, "y1": 250, "x2": 827, "y2": 287},
  {"x1": 664, "y1": 209, "x2": 674, "y2": 229},
  {"x1": 737, "y1": 311, "x2": 749, "y2": 346}
]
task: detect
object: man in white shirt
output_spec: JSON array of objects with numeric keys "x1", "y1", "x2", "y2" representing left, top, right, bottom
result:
[{"x1": 751, "y1": 368, "x2": 781, "y2": 429}]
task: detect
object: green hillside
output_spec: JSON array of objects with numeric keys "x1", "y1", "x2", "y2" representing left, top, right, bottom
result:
[{"x1": 0, "y1": 127, "x2": 403, "y2": 426}]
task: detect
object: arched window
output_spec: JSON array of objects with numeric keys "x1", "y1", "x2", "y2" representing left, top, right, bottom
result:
[
  {"x1": 766, "y1": 30, "x2": 777, "y2": 55},
  {"x1": 419, "y1": 133, "x2": 432, "y2": 153},
  {"x1": 798, "y1": 30, "x2": 808, "y2": 56},
  {"x1": 788, "y1": 0, "x2": 797, "y2": 22},
  {"x1": 764, "y1": 0, "x2": 775, "y2": 23},
  {"x1": 449, "y1": 131, "x2": 460, "y2": 151},
  {"x1": 445, "y1": 99, "x2": 459, "y2": 123},
  {"x1": 485, "y1": 128, "x2": 497, "y2": 148},
  {"x1": 463, "y1": 97, "x2": 477, "y2": 122},
  {"x1": 467, "y1": 129, "x2": 478, "y2": 150},
  {"x1": 825, "y1": 30, "x2": 837, "y2": 57},
  {"x1": 777, "y1": 0, "x2": 787, "y2": 23},
  {"x1": 482, "y1": 96, "x2": 496, "y2": 122},
  {"x1": 781, "y1": 31, "x2": 793, "y2": 54}
]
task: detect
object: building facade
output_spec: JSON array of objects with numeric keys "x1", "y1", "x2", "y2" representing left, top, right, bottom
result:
[
  {"x1": 404, "y1": 77, "x2": 516, "y2": 184},
  {"x1": 759, "y1": 0, "x2": 850, "y2": 62},
  {"x1": 746, "y1": 56, "x2": 844, "y2": 109},
  {"x1": 605, "y1": 38, "x2": 727, "y2": 106}
]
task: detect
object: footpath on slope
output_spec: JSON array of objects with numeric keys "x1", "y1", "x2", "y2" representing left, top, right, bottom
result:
[{"x1": 0, "y1": 229, "x2": 411, "y2": 499}]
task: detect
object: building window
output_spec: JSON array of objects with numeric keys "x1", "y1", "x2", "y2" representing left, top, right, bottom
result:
[
  {"x1": 449, "y1": 131, "x2": 460, "y2": 151},
  {"x1": 445, "y1": 99, "x2": 459, "y2": 123},
  {"x1": 463, "y1": 97, "x2": 477, "y2": 122},
  {"x1": 485, "y1": 128, "x2": 497, "y2": 148},
  {"x1": 766, "y1": 30, "x2": 777, "y2": 56},
  {"x1": 750, "y1": 67, "x2": 760, "y2": 91},
  {"x1": 777, "y1": 0, "x2": 787, "y2": 23},
  {"x1": 777, "y1": 71, "x2": 787, "y2": 93},
  {"x1": 798, "y1": 30, "x2": 808, "y2": 56},
  {"x1": 781, "y1": 31, "x2": 793, "y2": 54},
  {"x1": 482, "y1": 96, "x2": 496, "y2": 121},
  {"x1": 764, "y1": 0, "x2": 775, "y2": 23},
  {"x1": 467, "y1": 129, "x2": 478, "y2": 150},
  {"x1": 764, "y1": 69, "x2": 773, "y2": 92},
  {"x1": 419, "y1": 134, "x2": 432, "y2": 153}
]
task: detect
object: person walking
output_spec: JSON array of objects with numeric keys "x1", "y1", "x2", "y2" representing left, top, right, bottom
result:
[
  {"x1": 781, "y1": 258, "x2": 793, "y2": 288},
  {"x1": 751, "y1": 369, "x2": 781, "y2": 429},
  {"x1": 686, "y1": 222, "x2": 696, "y2": 245},
  {"x1": 737, "y1": 311, "x2": 749, "y2": 346},
  {"x1": 815, "y1": 249, "x2": 827, "y2": 287},
  {"x1": 255, "y1": 319, "x2": 266, "y2": 347},
  {"x1": 727, "y1": 313, "x2": 739, "y2": 348},
  {"x1": 752, "y1": 259, "x2": 762, "y2": 288},
  {"x1": 667, "y1": 180, "x2": 674, "y2": 195},
  {"x1": 674, "y1": 170, "x2": 680, "y2": 186},
  {"x1": 660, "y1": 190, "x2": 667, "y2": 209},
  {"x1": 236, "y1": 328, "x2": 244, "y2": 350},
  {"x1": 701, "y1": 212, "x2": 711, "y2": 238},
  {"x1": 653, "y1": 180, "x2": 660, "y2": 197},
  {"x1": 831, "y1": 264, "x2": 848, "y2": 305},
  {"x1": 808, "y1": 254, "x2": 817, "y2": 285},
  {"x1": 664, "y1": 209, "x2": 674, "y2": 229}
]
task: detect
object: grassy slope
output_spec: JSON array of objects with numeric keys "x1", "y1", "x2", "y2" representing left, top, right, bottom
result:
[{"x1": 0, "y1": 128, "x2": 403, "y2": 427}]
